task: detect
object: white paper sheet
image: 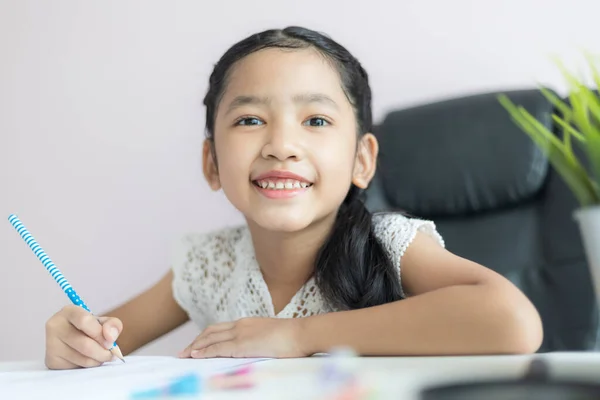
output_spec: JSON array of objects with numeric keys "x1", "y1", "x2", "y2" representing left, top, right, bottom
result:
[{"x1": 0, "y1": 356, "x2": 269, "y2": 400}]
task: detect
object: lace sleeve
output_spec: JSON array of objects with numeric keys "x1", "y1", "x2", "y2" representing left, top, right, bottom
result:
[
  {"x1": 170, "y1": 233, "x2": 211, "y2": 330},
  {"x1": 372, "y1": 212, "x2": 445, "y2": 298}
]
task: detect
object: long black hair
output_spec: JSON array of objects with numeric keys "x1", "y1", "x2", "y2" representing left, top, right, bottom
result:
[{"x1": 203, "y1": 26, "x2": 403, "y2": 310}]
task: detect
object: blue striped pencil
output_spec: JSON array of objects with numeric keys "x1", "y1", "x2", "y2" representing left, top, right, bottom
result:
[{"x1": 8, "y1": 214, "x2": 125, "y2": 362}]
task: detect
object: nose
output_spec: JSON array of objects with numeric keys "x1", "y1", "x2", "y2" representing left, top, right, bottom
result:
[{"x1": 260, "y1": 120, "x2": 304, "y2": 161}]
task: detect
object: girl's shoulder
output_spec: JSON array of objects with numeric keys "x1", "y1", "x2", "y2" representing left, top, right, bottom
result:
[
  {"x1": 371, "y1": 212, "x2": 445, "y2": 282},
  {"x1": 371, "y1": 212, "x2": 445, "y2": 249}
]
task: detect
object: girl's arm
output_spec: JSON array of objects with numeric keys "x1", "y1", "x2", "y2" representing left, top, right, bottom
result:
[
  {"x1": 299, "y1": 232, "x2": 543, "y2": 355},
  {"x1": 102, "y1": 270, "x2": 190, "y2": 355}
]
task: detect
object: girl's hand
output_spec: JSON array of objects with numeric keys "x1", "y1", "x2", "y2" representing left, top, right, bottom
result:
[
  {"x1": 45, "y1": 305, "x2": 123, "y2": 369},
  {"x1": 178, "y1": 318, "x2": 307, "y2": 359}
]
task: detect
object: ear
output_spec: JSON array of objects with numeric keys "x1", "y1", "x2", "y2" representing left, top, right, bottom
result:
[
  {"x1": 352, "y1": 133, "x2": 378, "y2": 189},
  {"x1": 202, "y1": 139, "x2": 221, "y2": 191}
]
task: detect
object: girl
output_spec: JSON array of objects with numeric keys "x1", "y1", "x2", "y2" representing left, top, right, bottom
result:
[{"x1": 44, "y1": 26, "x2": 543, "y2": 370}]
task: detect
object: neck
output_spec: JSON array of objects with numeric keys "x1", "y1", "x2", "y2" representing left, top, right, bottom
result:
[{"x1": 246, "y1": 213, "x2": 337, "y2": 289}]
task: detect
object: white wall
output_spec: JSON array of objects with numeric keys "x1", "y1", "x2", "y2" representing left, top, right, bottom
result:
[{"x1": 1, "y1": 0, "x2": 598, "y2": 361}]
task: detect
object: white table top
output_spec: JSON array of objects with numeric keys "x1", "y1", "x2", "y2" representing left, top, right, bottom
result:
[{"x1": 2, "y1": 352, "x2": 600, "y2": 399}]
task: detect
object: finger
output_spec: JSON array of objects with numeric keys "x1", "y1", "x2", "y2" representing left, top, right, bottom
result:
[
  {"x1": 60, "y1": 327, "x2": 114, "y2": 364},
  {"x1": 178, "y1": 322, "x2": 236, "y2": 358},
  {"x1": 178, "y1": 339, "x2": 199, "y2": 359},
  {"x1": 45, "y1": 354, "x2": 79, "y2": 370},
  {"x1": 62, "y1": 305, "x2": 107, "y2": 347},
  {"x1": 191, "y1": 341, "x2": 236, "y2": 359},
  {"x1": 179, "y1": 332, "x2": 226, "y2": 359},
  {"x1": 191, "y1": 330, "x2": 235, "y2": 352},
  {"x1": 45, "y1": 337, "x2": 80, "y2": 370},
  {"x1": 59, "y1": 340, "x2": 106, "y2": 368},
  {"x1": 49, "y1": 338, "x2": 105, "y2": 369},
  {"x1": 202, "y1": 322, "x2": 236, "y2": 334},
  {"x1": 60, "y1": 344, "x2": 105, "y2": 368},
  {"x1": 98, "y1": 316, "x2": 123, "y2": 348}
]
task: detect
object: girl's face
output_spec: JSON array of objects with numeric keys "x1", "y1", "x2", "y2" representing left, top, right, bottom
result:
[{"x1": 203, "y1": 48, "x2": 377, "y2": 233}]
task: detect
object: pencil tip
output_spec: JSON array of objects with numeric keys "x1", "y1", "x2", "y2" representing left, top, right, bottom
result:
[{"x1": 111, "y1": 345, "x2": 126, "y2": 363}]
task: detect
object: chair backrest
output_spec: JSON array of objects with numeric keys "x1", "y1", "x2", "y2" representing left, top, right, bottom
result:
[{"x1": 366, "y1": 89, "x2": 599, "y2": 352}]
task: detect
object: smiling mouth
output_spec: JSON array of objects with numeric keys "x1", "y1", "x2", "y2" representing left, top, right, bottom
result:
[{"x1": 252, "y1": 178, "x2": 313, "y2": 190}]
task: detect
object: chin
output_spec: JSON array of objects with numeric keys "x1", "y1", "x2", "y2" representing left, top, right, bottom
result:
[{"x1": 248, "y1": 213, "x2": 315, "y2": 233}]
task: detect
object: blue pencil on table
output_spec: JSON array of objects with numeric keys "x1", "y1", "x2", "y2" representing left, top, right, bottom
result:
[{"x1": 7, "y1": 214, "x2": 125, "y2": 363}]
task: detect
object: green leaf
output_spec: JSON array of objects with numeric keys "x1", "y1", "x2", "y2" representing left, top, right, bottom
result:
[
  {"x1": 520, "y1": 106, "x2": 570, "y2": 152},
  {"x1": 539, "y1": 87, "x2": 574, "y2": 121},
  {"x1": 583, "y1": 52, "x2": 600, "y2": 92},
  {"x1": 579, "y1": 88, "x2": 600, "y2": 132},
  {"x1": 584, "y1": 131, "x2": 600, "y2": 194},
  {"x1": 552, "y1": 114, "x2": 586, "y2": 143},
  {"x1": 569, "y1": 63, "x2": 600, "y2": 189},
  {"x1": 553, "y1": 58, "x2": 594, "y2": 133},
  {"x1": 519, "y1": 109, "x2": 596, "y2": 199},
  {"x1": 564, "y1": 116, "x2": 573, "y2": 156},
  {"x1": 545, "y1": 142, "x2": 599, "y2": 207},
  {"x1": 570, "y1": 89, "x2": 593, "y2": 134},
  {"x1": 498, "y1": 54, "x2": 600, "y2": 207},
  {"x1": 498, "y1": 94, "x2": 600, "y2": 206}
]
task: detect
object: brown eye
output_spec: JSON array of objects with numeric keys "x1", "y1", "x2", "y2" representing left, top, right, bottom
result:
[
  {"x1": 303, "y1": 117, "x2": 330, "y2": 127},
  {"x1": 235, "y1": 117, "x2": 264, "y2": 126}
]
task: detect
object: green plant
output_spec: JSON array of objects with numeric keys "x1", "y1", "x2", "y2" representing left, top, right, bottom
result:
[{"x1": 498, "y1": 55, "x2": 600, "y2": 207}]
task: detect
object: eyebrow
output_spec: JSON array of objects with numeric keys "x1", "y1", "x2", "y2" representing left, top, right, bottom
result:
[
  {"x1": 224, "y1": 93, "x2": 339, "y2": 115},
  {"x1": 292, "y1": 93, "x2": 339, "y2": 110},
  {"x1": 225, "y1": 95, "x2": 270, "y2": 115}
]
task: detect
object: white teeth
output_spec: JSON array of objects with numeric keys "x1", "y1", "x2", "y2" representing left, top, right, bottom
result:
[{"x1": 255, "y1": 179, "x2": 312, "y2": 190}]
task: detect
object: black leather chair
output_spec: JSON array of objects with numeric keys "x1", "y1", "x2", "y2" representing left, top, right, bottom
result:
[{"x1": 366, "y1": 89, "x2": 600, "y2": 352}]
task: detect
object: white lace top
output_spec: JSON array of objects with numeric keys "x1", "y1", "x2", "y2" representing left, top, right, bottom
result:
[{"x1": 171, "y1": 213, "x2": 444, "y2": 329}]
